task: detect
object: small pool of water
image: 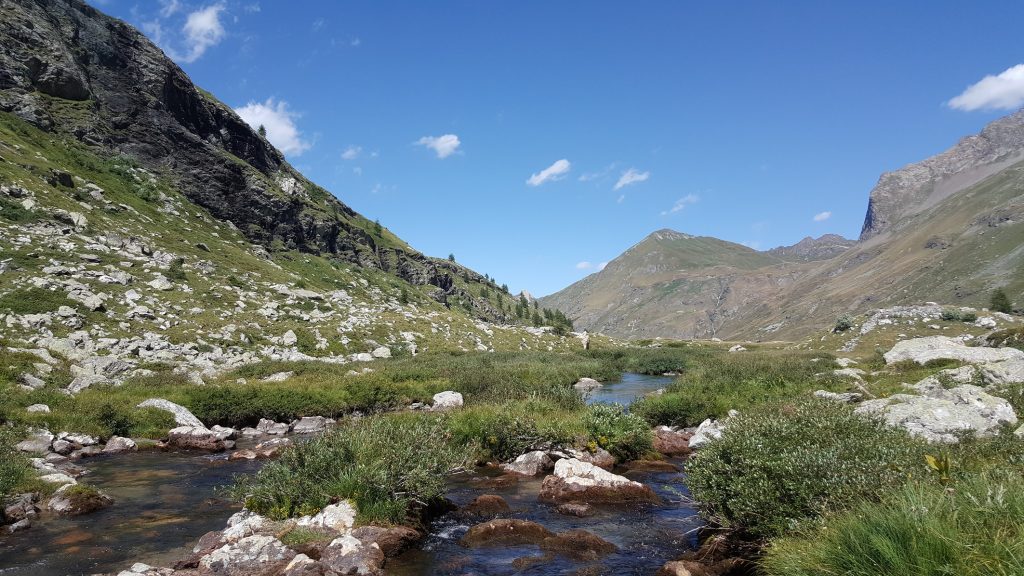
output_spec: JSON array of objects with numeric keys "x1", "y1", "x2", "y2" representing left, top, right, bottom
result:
[
  {"x1": 584, "y1": 372, "x2": 676, "y2": 407},
  {"x1": 0, "y1": 450, "x2": 259, "y2": 576}
]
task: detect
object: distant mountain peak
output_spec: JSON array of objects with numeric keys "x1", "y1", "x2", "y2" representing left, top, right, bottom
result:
[
  {"x1": 647, "y1": 229, "x2": 695, "y2": 241},
  {"x1": 766, "y1": 234, "x2": 855, "y2": 262}
]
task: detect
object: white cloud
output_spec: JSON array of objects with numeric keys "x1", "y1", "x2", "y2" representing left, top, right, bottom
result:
[
  {"x1": 576, "y1": 261, "x2": 593, "y2": 270},
  {"x1": 352, "y1": 167, "x2": 362, "y2": 176},
  {"x1": 527, "y1": 159, "x2": 571, "y2": 187},
  {"x1": 598, "y1": 262, "x2": 608, "y2": 271},
  {"x1": 159, "y1": 0, "x2": 182, "y2": 18},
  {"x1": 350, "y1": 37, "x2": 362, "y2": 47},
  {"x1": 660, "y1": 194, "x2": 700, "y2": 216},
  {"x1": 341, "y1": 145, "x2": 362, "y2": 160},
  {"x1": 741, "y1": 240, "x2": 762, "y2": 250},
  {"x1": 416, "y1": 134, "x2": 461, "y2": 159},
  {"x1": 312, "y1": 17, "x2": 326, "y2": 32},
  {"x1": 813, "y1": 211, "x2": 832, "y2": 222},
  {"x1": 244, "y1": 3, "x2": 261, "y2": 13},
  {"x1": 614, "y1": 168, "x2": 650, "y2": 191},
  {"x1": 949, "y1": 64, "x2": 1024, "y2": 111},
  {"x1": 176, "y1": 4, "x2": 227, "y2": 63},
  {"x1": 616, "y1": 194, "x2": 625, "y2": 203},
  {"x1": 235, "y1": 98, "x2": 311, "y2": 156}
]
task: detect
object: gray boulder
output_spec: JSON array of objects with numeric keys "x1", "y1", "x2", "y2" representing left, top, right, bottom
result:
[
  {"x1": 199, "y1": 535, "x2": 296, "y2": 575},
  {"x1": 573, "y1": 377, "x2": 602, "y2": 391},
  {"x1": 981, "y1": 359, "x2": 1024, "y2": 386},
  {"x1": 501, "y1": 451, "x2": 553, "y2": 476},
  {"x1": 884, "y1": 336, "x2": 1024, "y2": 365},
  {"x1": 431, "y1": 391, "x2": 464, "y2": 411},
  {"x1": 855, "y1": 384, "x2": 1017, "y2": 443},
  {"x1": 291, "y1": 416, "x2": 333, "y2": 435},
  {"x1": 137, "y1": 398, "x2": 205, "y2": 428}
]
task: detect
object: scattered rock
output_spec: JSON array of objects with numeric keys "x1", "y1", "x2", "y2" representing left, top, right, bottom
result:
[
  {"x1": 291, "y1": 416, "x2": 333, "y2": 435},
  {"x1": 500, "y1": 451, "x2": 553, "y2": 476},
  {"x1": 103, "y1": 436, "x2": 138, "y2": 454},
  {"x1": 350, "y1": 525, "x2": 422, "y2": 557},
  {"x1": 980, "y1": 358, "x2": 1024, "y2": 386},
  {"x1": 461, "y1": 495, "x2": 511, "y2": 517},
  {"x1": 573, "y1": 377, "x2": 602, "y2": 391},
  {"x1": 16, "y1": 430, "x2": 54, "y2": 454},
  {"x1": 200, "y1": 535, "x2": 296, "y2": 576},
  {"x1": 25, "y1": 403, "x2": 50, "y2": 413},
  {"x1": 371, "y1": 346, "x2": 391, "y2": 359},
  {"x1": 166, "y1": 426, "x2": 228, "y2": 451},
  {"x1": 296, "y1": 502, "x2": 357, "y2": 533},
  {"x1": 261, "y1": 371, "x2": 295, "y2": 383},
  {"x1": 688, "y1": 416, "x2": 730, "y2": 449},
  {"x1": 813, "y1": 390, "x2": 863, "y2": 403},
  {"x1": 728, "y1": 345, "x2": 747, "y2": 353},
  {"x1": 856, "y1": 384, "x2": 1017, "y2": 443},
  {"x1": 538, "y1": 458, "x2": 659, "y2": 505},
  {"x1": 555, "y1": 502, "x2": 594, "y2": 517},
  {"x1": 460, "y1": 519, "x2": 555, "y2": 547},
  {"x1": 137, "y1": 398, "x2": 205, "y2": 428},
  {"x1": 431, "y1": 391, "x2": 464, "y2": 411},
  {"x1": 653, "y1": 426, "x2": 692, "y2": 456},
  {"x1": 256, "y1": 418, "x2": 290, "y2": 435},
  {"x1": 281, "y1": 330, "x2": 298, "y2": 346},
  {"x1": 319, "y1": 534, "x2": 385, "y2": 576},
  {"x1": 47, "y1": 484, "x2": 113, "y2": 516},
  {"x1": 883, "y1": 336, "x2": 1024, "y2": 365},
  {"x1": 540, "y1": 529, "x2": 617, "y2": 560}
]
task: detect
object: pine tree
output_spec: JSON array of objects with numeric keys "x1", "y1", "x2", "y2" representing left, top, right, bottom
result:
[
  {"x1": 373, "y1": 219, "x2": 382, "y2": 235},
  {"x1": 399, "y1": 287, "x2": 409, "y2": 305},
  {"x1": 257, "y1": 124, "x2": 267, "y2": 137},
  {"x1": 449, "y1": 253, "x2": 456, "y2": 262}
]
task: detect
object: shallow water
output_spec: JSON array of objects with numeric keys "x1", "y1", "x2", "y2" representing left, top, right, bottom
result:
[
  {"x1": 389, "y1": 372, "x2": 700, "y2": 575},
  {"x1": 0, "y1": 373, "x2": 690, "y2": 576},
  {"x1": 0, "y1": 450, "x2": 259, "y2": 576},
  {"x1": 584, "y1": 372, "x2": 676, "y2": 407}
]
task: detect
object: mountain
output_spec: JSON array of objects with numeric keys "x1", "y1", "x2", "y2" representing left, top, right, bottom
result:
[
  {"x1": 0, "y1": 0, "x2": 585, "y2": 381},
  {"x1": 543, "y1": 111, "x2": 1024, "y2": 340},
  {"x1": 540, "y1": 230, "x2": 801, "y2": 339},
  {"x1": 766, "y1": 234, "x2": 855, "y2": 262}
]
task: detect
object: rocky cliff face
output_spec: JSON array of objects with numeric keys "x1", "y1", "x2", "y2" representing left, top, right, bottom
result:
[
  {"x1": 860, "y1": 108, "x2": 1024, "y2": 240},
  {"x1": 0, "y1": 0, "x2": 484, "y2": 308}
]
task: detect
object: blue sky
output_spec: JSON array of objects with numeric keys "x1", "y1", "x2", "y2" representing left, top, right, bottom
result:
[{"x1": 91, "y1": 1, "x2": 1024, "y2": 296}]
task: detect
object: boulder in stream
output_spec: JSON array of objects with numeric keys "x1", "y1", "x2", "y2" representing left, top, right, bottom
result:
[{"x1": 538, "y1": 458, "x2": 659, "y2": 505}]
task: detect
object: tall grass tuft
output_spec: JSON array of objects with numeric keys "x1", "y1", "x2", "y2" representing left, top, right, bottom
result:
[{"x1": 764, "y1": 473, "x2": 1024, "y2": 576}]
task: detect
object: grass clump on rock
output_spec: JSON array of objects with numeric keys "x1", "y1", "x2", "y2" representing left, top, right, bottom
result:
[
  {"x1": 231, "y1": 413, "x2": 471, "y2": 525},
  {"x1": 686, "y1": 398, "x2": 926, "y2": 539},
  {"x1": 583, "y1": 403, "x2": 652, "y2": 462}
]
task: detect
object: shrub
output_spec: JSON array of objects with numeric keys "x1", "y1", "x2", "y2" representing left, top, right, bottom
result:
[
  {"x1": 231, "y1": 414, "x2": 471, "y2": 525},
  {"x1": 632, "y1": 351, "x2": 842, "y2": 427},
  {"x1": 763, "y1": 472, "x2": 1024, "y2": 576},
  {"x1": 583, "y1": 403, "x2": 652, "y2": 462},
  {"x1": 686, "y1": 398, "x2": 926, "y2": 538},
  {"x1": 940, "y1": 308, "x2": 962, "y2": 321},
  {"x1": 447, "y1": 402, "x2": 580, "y2": 461},
  {"x1": 832, "y1": 314, "x2": 854, "y2": 333},
  {"x1": 990, "y1": 288, "x2": 1013, "y2": 314},
  {"x1": 166, "y1": 257, "x2": 187, "y2": 281},
  {"x1": 960, "y1": 311, "x2": 977, "y2": 323}
]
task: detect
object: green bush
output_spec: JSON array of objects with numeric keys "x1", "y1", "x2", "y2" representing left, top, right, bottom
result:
[
  {"x1": 686, "y1": 398, "x2": 926, "y2": 538},
  {"x1": 583, "y1": 403, "x2": 652, "y2": 462},
  {"x1": 990, "y1": 288, "x2": 1013, "y2": 314},
  {"x1": 632, "y1": 351, "x2": 842, "y2": 427},
  {"x1": 960, "y1": 311, "x2": 977, "y2": 323},
  {"x1": 940, "y1": 308, "x2": 962, "y2": 321},
  {"x1": 231, "y1": 414, "x2": 471, "y2": 525},
  {"x1": 764, "y1": 472, "x2": 1024, "y2": 576},
  {"x1": 832, "y1": 314, "x2": 853, "y2": 333}
]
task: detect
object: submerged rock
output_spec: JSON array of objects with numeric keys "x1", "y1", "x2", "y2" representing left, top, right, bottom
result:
[
  {"x1": 350, "y1": 525, "x2": 422, "y2": 557},
  {"x1": 461, "y1": 494, "x2": 511, "y2": 517},
  {"x1": 539, "y1": 529, "x2": 617, "y2": 560},
  {"x1": 47, "y1": 484, "x2": 113, "y2": 516},
  {"x1": 460, "y1": 519, "x2": 555, "y2": 547},
  {"x1": 652, "y1": 426, "x2": 692, "y2": 456}
]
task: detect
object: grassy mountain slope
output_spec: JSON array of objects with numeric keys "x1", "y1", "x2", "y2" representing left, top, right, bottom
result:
[{"x1": 541, "y1": 230, "x2": 803, "y2": 339}]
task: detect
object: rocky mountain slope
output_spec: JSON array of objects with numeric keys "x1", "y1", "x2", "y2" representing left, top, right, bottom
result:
[
  {"x1": 0, "y1": 0, "x2": 590, "y2": 391},
  {"x1": 543, "y1": 111, "x2": 1024, "y2": 340}
]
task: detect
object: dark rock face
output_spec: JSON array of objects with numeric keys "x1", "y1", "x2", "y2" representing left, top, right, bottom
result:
[{"x1": 0, "y1": 0, "x2": 502, "y2": 317}]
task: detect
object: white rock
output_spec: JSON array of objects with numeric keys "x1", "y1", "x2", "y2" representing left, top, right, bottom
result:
[
  {"x1": 281, "y1": 330, "x2": 298, "y2": 346},
  {"x1": 103, "y1": 436, "x2": 138, "y2": 453},
  {"x1": 137, "y1": 398, "x2": 204, "y2": 428},
  {"x1": 814, "y1": 390, "x2": 862, "y2": 403},
  {"x1": 553, "y1": 458, "x2": 640, "y2": 489},
  {"x1": 728, "y1": 344, "x2": 747, "y2": 353},
  {"x1": 883, "y1": 336, "x2": 1024, "y2": 365},
  {"x1": 975, "y1": 317, "x2": 998, "y2": 329},
  {"x1": 980, "y1": 358, "x2": 1024, "y2": 386},
  {"x1": 295, "y1": 501, "x2": 356, "y2": 532},
  {"x1": 431, "y1": 391, "x2": 464, "y2": 411},
  {"x1": 200, "y1": 535, "x2": 294, "y2": 572},
  {"x1": 688, "y1": 417, "x2": 728, "y2": 449},
  {"x1": 573, "y1": 377, "x2": 602, "y2": 391},
  {"x1": 291, "y1": 416, "x2": 333, "y2": 434},
  {"x1": 371, "y1": 346, "x2": 392, "y2": 359},
  {"x1": 500, "y1": 450, "x2": 553, "y2": 476},
  {"x1": 147, "y1": 276, "x2": 173, "y2": 291},
  {"x1": 855, "y1": 384, "x2": 1017, "y2": 443},
  {"x1": 261, "y1": 371, "x2": 294, "y2": 383},
  {"x1": 38, "y1": 473, "x2": 77, "y2": 486},
  {"x1": 221, "y1": 510, "x2": 268, "y2": 543},
  {"x1": 26, "y1": 404, "x2": 51, "y2": 413},
  {"x1": 256, "y1": 418, "x2": 290, "y2": 435}
]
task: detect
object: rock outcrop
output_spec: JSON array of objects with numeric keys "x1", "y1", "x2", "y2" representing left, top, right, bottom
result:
[{"x1": 538, "y1": 458, "x2": 659, "y2": 504}]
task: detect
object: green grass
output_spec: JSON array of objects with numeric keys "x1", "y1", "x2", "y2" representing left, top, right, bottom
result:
[
  {"x1": 231, "y1": 413, "x2": 471, "y2": 525},
  {"x1": 764, "y1": 472, "x2": 1024, "y2": 576},
  {"x1": 632, "y1": 350, "x2": 845, "y2": 427},
  {"x1": 0, "y1": 426, "x2": 33, "y2": 501},
  {"x1": 0, "y1": 288, "x2": 73, "y2": 316}
]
